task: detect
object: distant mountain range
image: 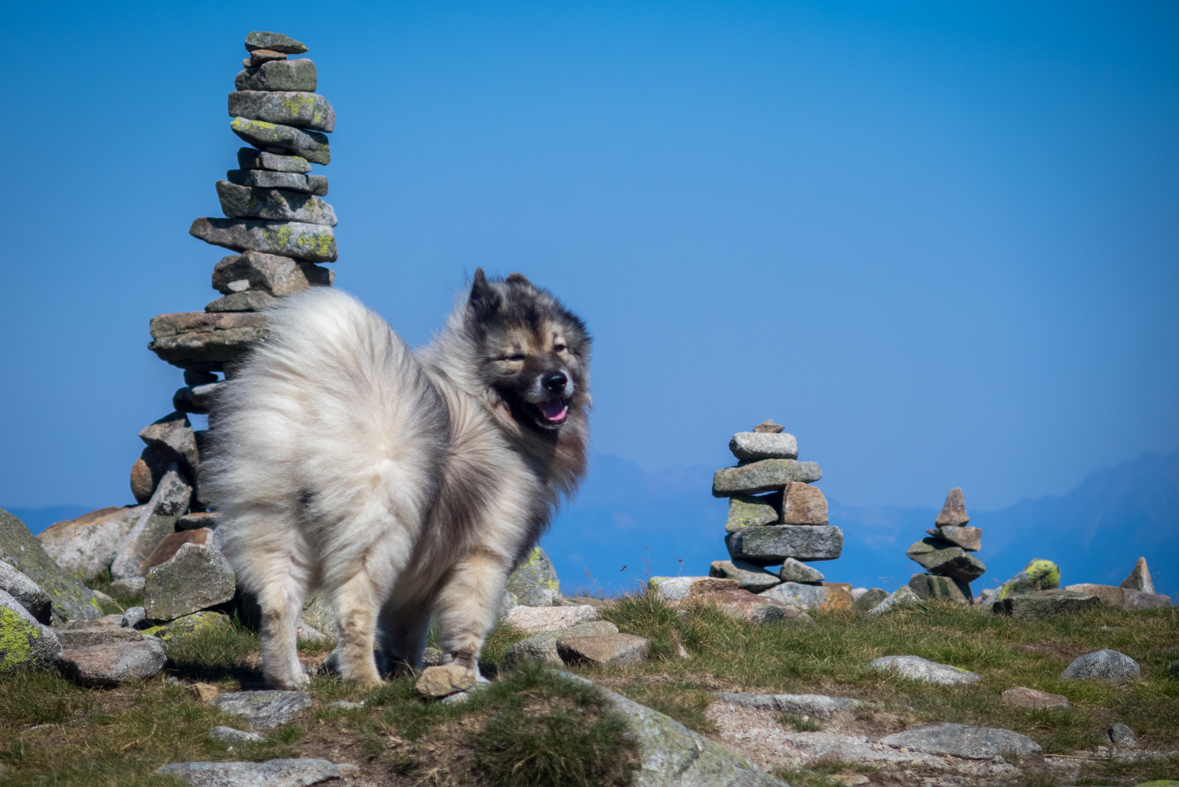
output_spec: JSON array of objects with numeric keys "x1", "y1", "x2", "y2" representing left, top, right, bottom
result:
[{"x1": 8, "y1": 451, "x2": 1176, "y2": 602}]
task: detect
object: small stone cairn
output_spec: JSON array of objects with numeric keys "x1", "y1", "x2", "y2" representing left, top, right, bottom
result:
[
  {"x1": 904, "y1": 488, "x2": 985, "y2": 603},
  {"x1": 706, "y1": 420, "x2": 849, "y2": 611},
  {"x1": 132, "y1": 31, "x2": 338, "y2": 529}
]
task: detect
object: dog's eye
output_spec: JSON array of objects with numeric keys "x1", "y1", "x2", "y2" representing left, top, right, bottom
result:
[
  {"x1": 503, "y1": 353, "x2": 526, "y2": 362},
  {"x1": 553, "y1": 344, "x2": 566, "y2": 353}
]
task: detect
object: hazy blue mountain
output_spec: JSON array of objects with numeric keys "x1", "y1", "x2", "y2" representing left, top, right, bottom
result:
[{"x1": 543, "y1": 450, "x2": 1179, "y2": 600}]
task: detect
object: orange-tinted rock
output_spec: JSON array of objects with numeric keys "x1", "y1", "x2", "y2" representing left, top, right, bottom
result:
[
  {"x1": 780, "y1": 482, "x2": 828, "y2": 525},
  {"x1": 142, "y1": 528, "x2": 213, "y2": 571}
]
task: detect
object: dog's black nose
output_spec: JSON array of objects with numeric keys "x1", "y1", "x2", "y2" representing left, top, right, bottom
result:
[{"x1": 544, "y1": 372, "x2": 568, "y2": 393}]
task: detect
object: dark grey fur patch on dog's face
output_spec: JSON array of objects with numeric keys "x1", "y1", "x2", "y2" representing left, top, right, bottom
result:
[{"x1": 467, "y1": 269, "x2": 591, "y2": 431}]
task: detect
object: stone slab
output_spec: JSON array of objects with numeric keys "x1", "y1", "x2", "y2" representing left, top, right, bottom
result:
[
  {"x1": 245, "y1": 31, "x2": 308, "y2": 54},
  {"x1": 778, "y1": 557, "x2": 825, "y2": 583},
  {"x1": 208, "y1": 690, "x2": 312, "y2": 729},
  {"x1": 503, "y1": 604, "x2": 597, "y2": 634},
  {"x1": 760, "y1": 582, "x2": 853, "y2": 613},
  {"x1": 225, "y1": 168, "x2": 324, "y2": 194},
  {"x1": 868, "y1": 655, "x2": 981, "y2": 685},
  {"x1": 880, "y1": 722, "x2": 1040, "y2": 759},
  {"x1": 148, "y1": 310, "x2": 270, "y2": 372},
  {"x1": 992, "y1": 590, "x2": 1100, "y2": 619},
  {"x1": 1063, "y1": 583, "x2": 1171, "y2": 611},
  {"x1": 504, "y1": 621, "x2": 619, "y2": 667},
  {"x1": 173, "y1": 383, "x2": 228, "y2": 414},
  {"x1": 56, "y1": 639, "x2": 166, "y2": 686},
  {"x1": 779, "y1": 482, "x2": 829, "y2": 525},
  {"x1": 557, "y1": 633, "x2": 650, "y2": 667},
  {"x1": 215, "y1": 181, "x2": 337, "y2": 226},
  {"x1": 713, "y1": 459, "x2": 822, "y2": 496},
  {"x1": 212, "y1": 251, "x2": 333, "y2": 296},
  {"x1": 908, "y1": 573, "x2": 972, "y2": 603},
  {"x1": 235, "y1": 58, "x2": 317, "y2": 92},
  {"x1": 236, "y1": 147, "x2": 310, "y2": 173},
  {"x1": 905, "y1": 538, "x2": 986, "y2": 582},
  {"x1": 228, "y1": 91, "x2": 335, "y2": 133},
  {"x1": 717, "y1": 692, "x2": 859, "y2": 720},
  {"x1": 144, "y1": 543, "x2": 236, "y2": 622},
  {"x1": 231, "y1": 117, "x2": 330, "y2": 164},
  {"x1": 728, "y1": 432, "x2": 798, "y2": 461},
  {"x1": 928, "y1": 525, "x2": 982, "y2": 552},
  {"x1": 724, "y1": 493, "x2": 780, "y2": 532},
  {"x1": 157, "y1": 759, "x2": 339, "y2": 787},
  {"x1": 710, "y1": 560, "x2": 781, "y2": 592},
  {"x1": 725, "y1": 526, "x2": 843, "y2": 564},
  {"x1": 190, "y1": 217, "x2": 336, "y2": 262}
]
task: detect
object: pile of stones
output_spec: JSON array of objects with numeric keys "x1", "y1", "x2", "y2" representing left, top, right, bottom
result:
[
  {"x1": 653, "y1": 420, "x2": 851, "y2": 613},
  {"x1": 904, "y1": 487, "x2": 986, "y2": 603}
]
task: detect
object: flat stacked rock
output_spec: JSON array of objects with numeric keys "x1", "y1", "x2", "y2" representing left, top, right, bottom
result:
[
  {"x1": 149, "y1": 30, "x2": 336, "y2": 383},
  {"x1": 904, "y1": 488, "x2": 985, "y2": 603}
]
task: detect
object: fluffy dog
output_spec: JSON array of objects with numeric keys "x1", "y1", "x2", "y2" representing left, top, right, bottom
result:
[{"x1": 204, "y1": 270, "x2": 590, "y2": 689}]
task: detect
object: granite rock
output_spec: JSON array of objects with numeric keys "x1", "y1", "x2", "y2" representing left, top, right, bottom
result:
[
  {"x1": 993, "y1": 590, "x2": 1100, "y2": 619},
  {"x1": 935, "y1": 487, "x2": 970, "y2": 527},
  {"x1": 908, "y1": 573, "x2": 972, "y2": 603},
  {"x1": 228, "y1": 91, "x2": 335, "y2": 133},
  {"x1": 244, "y1": 49, "x2": 287, "y2": 67},
  {"x1": 109, "y1": 465, "x2": 192, "y2": 586},
  {"x1": 647, "y1": 576, "x2": 713, "y2": 603},
  {"x1": 1060, "y1": 649, "x2": 1140, "y2": 683},
  {"x1": 56, "y1": 639, "x2": 166, "y2": 686},
  {"x1": 503, "y1": 620, "x2": 619, "y2": 666},
  {"x1": 675, "y1": 580, "x2": 813, "y2": 625},
  {"x1": 1001, "y1": 687, "x2": 1070, "y2": 711},
  {"x1": 1107, "y1": 722, "x2": 1136, "y2": 748},
  {"x1": 0, "y1": 560, "x2": 53, "y2": 624},
  {"x1": 880, "y1": 722, "x2": 1040, "y2": 759},
  {"x1": 718, "y1": 692, "x2": 859, "y2": 720},
  {"x1": 236, "y1": 147, "x2": 310, "y2": 173},
  {"x1": 868, "y1": 655, "x2": 981, "y2": 685},
  {"x1": 753, "y1": 420, "x2": 785, "y2": 433},
  {"x1": 235, "y1": 58, "x2": 317, "y2": 92},
  {"x1": 190, "y1": 217, "x2": 336, "y2": 262},
  {"x1": 0, "y1": 507, "x2": 103, "y2": 624},
  {"x1": 245, "y1": 31, "x2": 308, "y2": 54},
  {"x1": 144, "y1": 543, "x2": 236, "y2": 621},
  {"x1": 157, "y1": 759, "x2": 340, "y2": 787},
  {"x1": 225, "y1": 168, "x2": 326, "y2": 194},
  {"x1": 503, "y1": 604, "x2": 597, "y2": 634},
  {"x1": 130, "y1": 445, "x2": 171, "y2": 503},
  {"x1": 143, "y1": 528, "x2": 214, "y2": 570},
  {"x1": 929, "y1": 525, "x2": 982, "y2": 552},
  {"x1": 725, "y1": 525, "x2": 843, "y2": 564},
  {"x1": 415, "y1": 664, "x2": 475, "y2": 698},
  {"x1": 506, "y1": 546, "x2": 561, "y2": 606},
  {"x1": 724, "y1": 493, "x2": 780, "y2": 532},
  {"x1": 761, "y1": 582, "x2": 853, "y2": 613},
  {"x1": 207, "y1": 725, "x2": 265, "y2": 745},
  {"x1": 208, "y1": 690, "x2": 312, "y2": 729},
  {"x1": 905, "y1": 539, "x2": 986, "y2": 582},
  {"x1": 713, "y1": 459, "x2": 822, "y2": 496},
  {"x1": 710, "y1": 559, "x2": 782, "y2": 592},
  {"x1": 230, "y1": 117, "x2": 330, "y2": 164},
  {"x1": 56, "y1": 625, "x2": 144, "y2": 650},
  {"x1": 148, "y1": 310, "x2": 270, "y2": 372},
  {"x1": 0, "y1": 589, "x2": 61, "y2": 671},
  {"x1": 779, "y1": 482, "x2": 829, "y2": 525},
  {"x1": 1120, "y1": 557, "x2": 1155, "y2": 595},
  {"x1": 1062, "y1": 583, "x2": 1171, "y2": 611},
  {"x1": 216, "y1": 181, "x2": 337, "y2": 226},
  {"x1": 557, "y1": 633, "x2": 650, "y2": 668},
  {"x1": 866, "y1": 586, "x2": 919, "y2": 617},
  {"x1": 139, "y1": 411, "x2": 199, "y2": 483},
  {"x1": 204, "y1": 292, "x2": 278, "y2": 313},
  {"x1": 778, "y1": 557, "x2": 825, "y2": 583},
  {"x1": 852, "y1": 588, "x2": 889, "y2": 613},
  {"x1": 212, "y1": 251, "x2": 333, "y2": 296},
  {"x1": 997, "y1": 559, "x2": 1060, "y2": 599},
  {"x1": 728, "y1": 432, "x2": 798, "y2": 461}
]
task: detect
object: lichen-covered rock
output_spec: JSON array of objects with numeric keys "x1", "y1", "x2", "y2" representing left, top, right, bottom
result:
[
  {"x1": 225, "y1": 168, "x2": 327, "y2": 195},
  {"x1": 506, "y1": 546, "x2": 561, "y2": 606},
  {"x1": 724, "y1": 493, "x2": 780, "y2": 532},
  {"x1": 230, "y1": 117, "x2": 330, "y2": 164},
  {"x1": 55, "y1": 639, "x2": 166, "y2": 687},
  {"x1": 235, "y1": 58, "x2": 317, "y2": 92},
  {"x1": 144, "y1": 543, "x2": 236, "y2": 621},
  {"x1": 109, "y1": 465, "x2": 192, "y2": 586},
  {"x1": 215, "y1": 181, "x2": 337, "y2": 226},
  {"x1": 158, "y1": 759, "x2": 339, "y2": 786},
  {"x1": 728, "y1": 431, "x2": 798, "y2": 461},
  {"x1": 244, "y1": 31, "x2": 308, "y2": 54},
  {"x1": 190, "y1": 217, "x2": 337, "y2": 262},
  {"x1": 236, "y1": 147, "x2": 311, "y2": 173},
  {"x1": 908, "y1": 573, "x2": 972, "y2": 603},
  {"x1": 503, "y1": 604, "x2": 597, "y2": 634},
  {"x1": 212, "y1": 251, "x2": 333, "y2": 297},
  {"x1": 935, "y1": 487, "x2": 970, "y2": 526},
  {"x1": 852, "y1": 587, "x2": 889, "y2": 612},
  {"x1": 0, "y1": 589, "x2": 61, "y2": 671},
  {"x1": 866, "y1": 586, "x2": 918, "y2": 616},
  {"x1": 993, "y1": 589, "x2": 1099, "y2": 619},
  {"x1": 140, "y1": 610, "x2": 232, "y2": 641},
  {"x1": 228, "y1": 91, "x2": 336, "y2": 133},
  {"x1": 760, "y1": 582, "x2": 853, "y2": 613},
  {"x1": 143, "y1": 528, "x2": 214, "y2": 571},
  {"x1": 1120, "y1": 557, "x2": 1155, "y2": 594},
  {"x1": 148, "y1": 310, "x2": 270, "y2": 372},
  {"x1": 712, "y1": 459, "x2": 822, "y2": 496},
  {"x1": 880, "y1": 722, "x2": 1039, "y2": 759},
  {"x1": 778, "y1": 557, "x2": 825, "y2": 584},
  {"x1": 138, "y1": 411, "x2": 199, "y2": 483},
  {"x1": 868, "y1": 655, "x2": 981, "y2": 685},
  {"x1": 208, "y1": 690, "x2": 312, "y2": 729},
  {"x1": 0, "y1": 508, "x2": 103, "y2": 624},
  {"x1": 997, "y1": 559, "x2": 1060, "y2": 599},
  {"x1": 0, "y1": 561, "x2": 52, "y2": 624},
  {"x1": 709, "y1": 559, "x2": 781, "y2": 592},
  {"x1": 725, "y1": 525, "x2": 843, "y2": 564},
  {"x1": 928, "y1": 525, "x2": 982, "y2": 551},
  {"x1": 905, "y1": 539, "x2": 985, "y2": 582},
  {"x1": 1060, "y1": 649, "x2": 1140, "y2": 683}
]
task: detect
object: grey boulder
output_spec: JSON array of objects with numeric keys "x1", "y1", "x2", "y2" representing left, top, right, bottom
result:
[
  {"x1": 56, "y1": 639, "x2": 166, "y2": 686},
  {"x1": 778, "y1": 557, "x2": 825, "y2": 584},
  {"x1": 505, "y1": 546, "x2": 561, "y2": 606},
  {"x1": 725, "y1": 525, "x2": 843, "y2": 564},
  {"x1": 908, "y1": 573, "x2": 972, "y2": 603},
  {"x1": 225, "y1": 168, "x2": 327, "y2": 195},
  {"x1": 557, "y1": 633, "x2": 649, "y2": 668},
  {"x1": 230, "y1": 117, "x2": 330, "y2": 164},
  {"x1": 204, "y1": 292, "x2": 277, "y2": 313},
  {"x1": 929, "y1": 525, "x2": 982, "y2": 552},
  {"x1": 852, "y1": 587, "x2": 888, "y2": 612},
  {"x1": 993, "y1": 590, "x2": 1100, "y2": 619},
  {"x1": 905, "y1": 538, "x2": 985, "y2": 582},
  {"x1": 208, "y1": 726, "x2": 265, "y2": 745},
  {"x1": 215, "y1": 181, "x2": 337, "y2": 226},
  {"x1": 503, "y1": 620, "x2": 619, "y2": 666},
  {"x1": 157, "y1": 759, "x2": 339, "y2": 787},
  {"x1": 190, "y1": 217, "x2": 337, "y2": 262},
  {"x1": 866, "y1": 586, "x2": 918, "y2": 616},
  {"x1": 236, "y1": 147, "x2": 310, "y2": 173},
  {"x1": 149, "y1": 310, "x2": 271, "y2": 372},
  {"x1": 1060, "y1": 649, "x2": 1140, "y2": 683},
  {"x1": 1120, "y1": 557, "x2": 1155, "y2": 595},
  {"x1": 718, "y1": 692, "x2": 858, "y2": 720},
  {"x1": 728, "y1": 431, "x2": 798, "y2": 461},
  {"x1": 880, "y1": 722, "x2": 1040, "y2": 759},
  {"x1": 57, "y1": 625, "x2": 145, "y2": 650},
  {"x1": 228, "y1": 91, "x2": 335, "y2": 133},
  {"x1": 724, "y1": 493, "x2": 780, "y2": 532},
  {"x1": 712, "y1": 459, "x2": 822, "y2": 496},
  {"x1": 0, "y1": 560, "x2": 52, "y2": 624},
  {"x1": 935, "y1": 487, "x2": 970, "y2": 526},
  {"x1": 208, "y1": 691, "x2": 312, "y2": 730},
  {"x1": 144, "y1": 543, "x2": 236, "y2": 622},
  {"x1": 710, "y1": 559, "x2": 782, "y2": 592},
  {"x1": 0, "y1": 507, "x2": 103, "y2": 624},
  {"x1": 0, "y1": 588, "x2": 61, "y2": 671},
  {"x1": 868, "y1": 655, "x2": 981, "y2": 685},
  {"x1": 235, "y1": 58, "x2": 317, "y2": 92},
  {"x1": 212, "y1": 251, "x2": 333, "y2": 296},
  {"x1": 245, "y1": 31, "x2": 309, "y2": 54},
  {"x1": 109, "y1": 464, "x2": 192, "y2": 587}
]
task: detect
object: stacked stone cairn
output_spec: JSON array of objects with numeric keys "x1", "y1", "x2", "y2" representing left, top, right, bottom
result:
[
  {"x1": 706, "y1": 420, "x2": 852, "y2": 612},
  {"x1": 904, "y1": 488, "x2": 985, "y2": 603}
]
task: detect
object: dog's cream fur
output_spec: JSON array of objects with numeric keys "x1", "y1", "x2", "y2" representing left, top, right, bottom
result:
[{"x1": 204, "y1": 278, "x2": 589, "y2": 689}]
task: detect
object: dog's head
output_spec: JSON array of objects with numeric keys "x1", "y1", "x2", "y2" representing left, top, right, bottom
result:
[{"x1": 466, "y1": 269, "x2": 591, "y2": 432}]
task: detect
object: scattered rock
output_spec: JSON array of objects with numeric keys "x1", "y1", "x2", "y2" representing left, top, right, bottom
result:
[
  {"x1": 143, "y1": 528, "x2": 214, "y2": 570},
  {"x1": 228, "y1": 91, "x2": 336, "y2": 133},
  {"x1": 56, "y1": 639, "x2": 166, "y2": 687},
  {"x1": 212, "y1": 251, "x2": 333, "y2": 297},
  {"x1": 647, "y1": 576, "x2": 713, "y2": 602},
  {"x1": 207, "y1": 725, "x2": 264, "y2": 744},
  {"x1": 718, "y1": 692, "x2": 858, "y2": 720},
  {"x1": 245, "y1": 31, "x2": 309, "y2": 54},
  {"x1": 138, "y1": 411, "x2": 200, "y2": 483},
  {"x1": 1001, "y1": 687, "x2": 1070, "y2": 711},
  {"x1": 557, "y1": 633, "x2": 649, "y2": 667},
  {"x1": 929, "y1": 525, "x2": 982, "y2": 552},
  {"x1": 852, "y1": 588, "x2": 888, "y2": 613},
  {"x1": 0, "y1": 507, "x2": 103, "y2": 624},
  {"x1": 778, "y1": 557, "x2": 825, "y2": 584},
  {"x1": 208, "y1": 690, "x2": 312, "y2": 730},
  {"x1": 675, "y1": 581, "x2": 813, "y2": 624},
  {"x1": 761, "y1": 582, "x2": 853, "y2": 612},
  {"x1": 506, "y1": 546, "x2": 562, "y2": 606},
  {"x1": 1120, "y1": 557, "x2": 1155, "y2": 594},
  {"x1": 880, "y1": 722, "x2": 1040, "y2": 759},
  {"x1": 0, "y1": 561, "x2": 52, "y2": 624},
  {"x1": 725, "y1": 525, "x2": 843, "y2": 564},
  {"x1": 503, "y1": 620, "x2": 619, "y2": 666},
  {"x1": 993, "y1": 590, "x2": 1100, "y2": 619},
  {"x1": 109, "y1": 465, "x2": 193, "y2": 586},
  {"x1": 144, "y1": 544, "x2": 236, "y2": 621},
  {"x1": 38, "y1": 506, "x2": 143, "y2": 583},
  {"x1": 235, "y1": 59, "x2": 317, "y2": 92},
  {"x1": 779, "y1": 482, "x2": 829, "y2": 525},
  {"x1": 1062, "y1": 583, "x2": 1171, "y2": 611},
  {"x1": 0, "y1": 589, "x2": 61, "y2": 672},
  {"x1": 141, "y1": 610, "x2": 232, "y2": 641},
  {"x1": 868, "y1": 655, "x2": 981, "y2": 685},
  {"x1": 236, "y1": 147, "x2": 311, "y2": 173},
  {"x1": 712, "y1": 459, "x2": 822, "y2": 496},
  {"x1": 122, "y1": 606, "x2": 146, "y2": 627},
  {"x1": 729, "y1": 431, "x2": 799, "y2": 461},
  {"x1": 230, "y1": 117, "x2": 330, "y2": 165},
  {"x1": 935, "y1": 488, "x2": 970, "y2": 527},
  {"x1": 725, "y1": 493, "x2": 781, "y2": 532},
  {"x1": 1060, "y1": 649, "x2": 1140, "y2": 683},
  {"x1": 1107, "y1": 722, "x2": 1136, "y2": 748},
  {"x1": 710, "y1": 559, "x2": 782, "y2": 592},
  {"x1": 191, "y1": 682, "x2": 220, "y2": 701},
  {"x1": 866, "y1": 586, "x2": 918, "y2": 616},
  {"x1": 415, "y1": 664, "x2": 476, "y2": 698},
  {"x1": 908, "y1": 573, "x2": 972, "y2": 603},
  {"x1": 190, "y1": 217, "x2": 337, "y2": 262},
  {"x1": 503, "y1": 604, "x2": 597, "y2": 634},
  {"x1": 157, "y1": 758, "x2": 339, "y2": 787},
  {"x1": 56, "y1": 625, "x2": 144, "y2": 649},
  {"x1": 997, "y1": 559, "x2": 1060, "y2": 599},
  {"x1": 905, "y1": 539, "x2": 985, "y2": 582}
]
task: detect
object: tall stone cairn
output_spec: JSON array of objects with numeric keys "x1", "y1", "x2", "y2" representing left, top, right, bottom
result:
[
  {"x1": 136, "y1": 31, "x2": 337, "y2": 510},
  {"x1": 904, "y1": 487, "x2": 986, "y2": 603}
]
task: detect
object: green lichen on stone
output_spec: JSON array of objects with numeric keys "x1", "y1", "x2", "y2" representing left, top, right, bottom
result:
[
  {"x1": 998, "y1": 558, "x2": 1061, "y2": 600},
  {"x1": 140, "y1": 610, "x2": 230, "y2": 642},
  {"x1": 506, "y1": 546, "x2": 561, "y2": 606},
  {"x1": 0, "y1": 607, "x2": 37, "y2": 671}
]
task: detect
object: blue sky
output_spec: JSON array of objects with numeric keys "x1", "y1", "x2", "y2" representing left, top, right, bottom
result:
[{"x1": 2, "y1": 2, "x2": 1177, "y2": 525}]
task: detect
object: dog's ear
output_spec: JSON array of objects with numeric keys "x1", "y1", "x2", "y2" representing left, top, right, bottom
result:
[
  {"x1": 505, "y1": 272, "x2": 533, "y2": 289},
  {"x1": 468, "y1": 268, "x2": 501, "y2": 316}
]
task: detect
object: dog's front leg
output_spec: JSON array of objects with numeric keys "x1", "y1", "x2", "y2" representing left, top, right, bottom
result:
[{"x1": 433, "y1": 549, "x2": 510, "y2": 675}]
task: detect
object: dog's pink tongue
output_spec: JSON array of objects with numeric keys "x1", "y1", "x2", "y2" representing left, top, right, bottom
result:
[{"x1": 538, "y1": 399, "x2": 567, "y2": 422}]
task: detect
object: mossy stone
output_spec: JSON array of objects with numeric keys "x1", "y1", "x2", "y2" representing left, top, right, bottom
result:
[{"x1": 0, "y1": 508, "x2": 102, "y2": 624}]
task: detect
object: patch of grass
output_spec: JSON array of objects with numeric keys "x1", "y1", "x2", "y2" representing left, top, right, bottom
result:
[
  {"x1": 774, "y1": 761, "x2": 876, "y2": 787},
  {"x1": 83, "y1": 569, "x2": 143, "y2": 612},
  {"x1": 613, "y1": 680, "x2": 716, "y2": 733},
  {"x1": 0, "y1": 670, "x2": 96, "y2": 728},
  {"x1": 778, "y1": 711, "x2": 823, "y2": 732},
  {"x1": 1076, "y1": 754, "x2": 1179, "y2": 784},
  {"x1": 164, "y1": 622, "x2": 264, "y2": 687}
]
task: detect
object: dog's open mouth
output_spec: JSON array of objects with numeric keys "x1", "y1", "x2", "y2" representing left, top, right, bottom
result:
[{"x1": 530, "y1": 397, "x2": 568, "y2": 427}]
